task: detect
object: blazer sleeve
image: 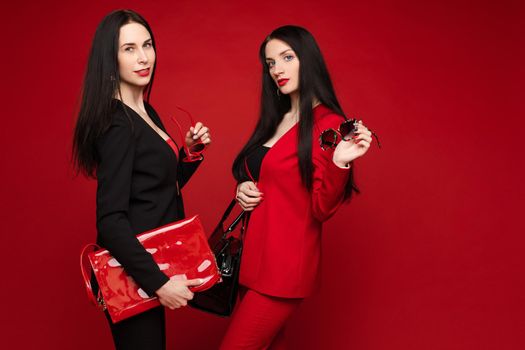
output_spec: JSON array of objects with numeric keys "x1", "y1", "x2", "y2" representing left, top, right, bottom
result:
[
  {"x1": 311, "y1": 115, "x2": 351, "y2": 222},
  {"x1": 177, "y1": 148, "x2": 203, "y2": 189},
  {"x1": 96, "y1": 116, "x2": 169, "y2": 296}
]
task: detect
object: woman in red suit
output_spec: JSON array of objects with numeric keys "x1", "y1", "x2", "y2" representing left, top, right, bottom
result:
[{"x1": 220, "y1": 25, "x2": 374, "y2": 349}]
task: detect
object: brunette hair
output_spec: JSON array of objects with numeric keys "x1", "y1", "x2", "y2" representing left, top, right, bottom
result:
[
  {"x1": 232, "y1": 25, "x2": 358, "y2": 199},
  {"x1": 72, "y1": 9, "x2": 156, "y2": 177}
]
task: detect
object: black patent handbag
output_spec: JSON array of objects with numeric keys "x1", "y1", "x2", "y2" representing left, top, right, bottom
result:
[{"x1": 189, "y1": 199, "x2": 247, "y2": 316}]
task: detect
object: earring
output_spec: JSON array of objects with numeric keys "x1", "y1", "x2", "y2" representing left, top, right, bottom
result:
[{"x1": 276, "y1": 88, "x2": 280, "y2": 97}]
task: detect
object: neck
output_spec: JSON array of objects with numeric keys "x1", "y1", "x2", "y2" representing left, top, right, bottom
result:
[
  {"x1": 117, "y1": 82, "x2": 146, "y2": 112},
  {"x1": 288, "y1": 93, "x2": 321, "y2": 118},
  {"x1": 289, "y1": 91, "x2": 300, "y2": 117}
]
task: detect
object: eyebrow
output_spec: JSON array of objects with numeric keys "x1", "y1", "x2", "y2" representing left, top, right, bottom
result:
[
  {"x1": 265, "y1": 49, "x2": 294, "y2": 61},
  {"x1": 120, "y1": 38, "x2": 152, "y2": 48}
]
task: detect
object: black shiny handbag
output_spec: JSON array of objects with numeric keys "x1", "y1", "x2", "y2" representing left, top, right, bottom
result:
[{"x1": 189, "y1": 199, "x2": 247, "y2": 316}]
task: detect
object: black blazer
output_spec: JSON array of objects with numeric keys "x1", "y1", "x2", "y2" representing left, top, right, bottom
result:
[{"x1": 95, "y1": 101, "x2": 202, "y2": 296}]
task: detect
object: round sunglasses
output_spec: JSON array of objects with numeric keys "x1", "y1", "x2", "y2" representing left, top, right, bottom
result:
[
  {"x1": 169, "y1": 106, "x2": 206, "y2": 162},
  {"x1": 319, "y1": 118, "x2": 381, "y2": 150}
]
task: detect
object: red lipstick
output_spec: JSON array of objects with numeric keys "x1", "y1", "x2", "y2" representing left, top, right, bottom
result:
[
  {"x1": 277, "y1": 78, "x2": 289, "y2": 87},
  {"x1": 135, "y1": 68, "x2": 150, "y2": 77}
]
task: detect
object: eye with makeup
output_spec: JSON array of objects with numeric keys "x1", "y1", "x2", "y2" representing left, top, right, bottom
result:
[
  {"x1": 124, "y1": 46, "x2": 134, "y2": 52},
  {"x1": 266, "y1": 60, "x2": 275, "y2": 68},
  {"x1": 283, "y1": 54, "x2": 295, "y2": 62}
]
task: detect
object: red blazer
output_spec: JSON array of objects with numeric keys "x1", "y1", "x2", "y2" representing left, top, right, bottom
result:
[{"x1": 240, "y1": 105, "x2": 350, "y2": 298}]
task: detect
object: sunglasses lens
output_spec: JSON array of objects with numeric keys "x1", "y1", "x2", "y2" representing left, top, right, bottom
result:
[
  {"x1": 320, "y1": 130, "x2": 338, "y2": 149},
  {"x1": 189, "y1": 142, "x2": 205, "y2": 153},
  {"x1": 340, "y1": 120, "x2": 356, "y2": 140}
]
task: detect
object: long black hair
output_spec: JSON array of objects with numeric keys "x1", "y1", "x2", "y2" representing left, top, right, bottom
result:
[
  {"x1": 232, "y1": 25, "x2": 358, "y2": 199},
  {"x1": 72, "y1": 9, "x2": 156, "y2": 178}
]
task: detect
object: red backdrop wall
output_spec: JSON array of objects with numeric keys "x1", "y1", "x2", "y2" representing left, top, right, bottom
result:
[{"x1": 2, "y1": 0, "x2": 523, "y2": 349}]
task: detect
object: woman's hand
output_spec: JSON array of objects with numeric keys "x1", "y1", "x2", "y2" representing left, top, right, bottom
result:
[
  {"x1": 155, "y1": 277, "x2": 203, "y2": 310},
  {"x1": 332, "y1": 121, "x2": 373, "y2": 168},
  {"x1": 185, "y1": 122, "x2": 211, "y2": 148},
  {"x1": 236, "y1": 181, "x2": 263, "y2": 211}
]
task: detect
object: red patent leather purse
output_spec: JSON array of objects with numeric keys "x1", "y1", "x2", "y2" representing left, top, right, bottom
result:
[{"x1": 80, "y1": 215, "x2": 220, "y2": 323}]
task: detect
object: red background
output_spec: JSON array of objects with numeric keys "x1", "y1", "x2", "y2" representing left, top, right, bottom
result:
[{"x1": 2, "y1": 0, "x2": 524, "y2": 349}]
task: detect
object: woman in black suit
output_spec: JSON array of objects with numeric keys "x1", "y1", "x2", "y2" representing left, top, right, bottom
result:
[{"x1": 72, "y1": 9, "x2": 211, "y2": 350}]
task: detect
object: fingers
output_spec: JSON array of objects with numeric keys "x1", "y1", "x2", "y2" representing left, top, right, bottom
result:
[
  {"x1": 239, "y1": 187, "x2": 262, "y2": 197},
  {"x1": 236, "y1": 181, "x2": 263, "y2": 211},
  {"x1": 158, "y1": 296, "x2": 183, "y2": 310},
  {"x1": 239, "y1": 181, "x2": 260, "y2": 194},
  {"x1": 189, "y1": 122, "x2": 211, "y2": 145},
  {"x1": 237, "y1": 192, "x2": 263, "y2": 209},
  {"x1": 173, "y1": 284, "x2": 194, "y2": 300},
  {"x1": 237, "y1": 184, "x2": 263, "y2": 206},
  {"x1": 239, "y1": 205, "x2": 255, "y2": 212},
  {"x1": 354, "y1": 122, "x2": 371, "y2": 137},
  {"x1": 236, "y1": 194, "x2": 260, "y2": 211},
  {"x1": 245, "y1": 182, "x2": 260, "y2": 191},
  {"x1": 191, "y1": 122, "x2": 203, "y2": 139},
  {"x1": 201, "y1": 132, "x2": 211, "y2": 145},
  {"x1": 353, "y1": 133, "x2": 372, "y2": 145},
  {"x1": 158, "y1": 290, "x2": 193, "y2": 310},
  {"x1": 185, "y1": 278, "x2": 204, "y2": 287}
]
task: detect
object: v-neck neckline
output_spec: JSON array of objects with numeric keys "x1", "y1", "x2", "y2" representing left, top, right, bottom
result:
[
  {"x1": 263, "y1": 121, "x2": 298, "y2": 150},
  {"x1": 262, "y1": 104, "x2": 324, "y2": 149},
  {"x1": 258, "y1": 104, "x2": 325, "y2": 185},
  {"x1": 117, "y1": 100, "x2": 172, "y2": 142}
]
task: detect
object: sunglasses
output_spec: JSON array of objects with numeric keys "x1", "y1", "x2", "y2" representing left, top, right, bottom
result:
[
  {"x1": 319, "y1": 118, "x2": 381, "y2": 151},
  {"x1": 169, "y1": 106, "x2": 206, "y2": 162}
]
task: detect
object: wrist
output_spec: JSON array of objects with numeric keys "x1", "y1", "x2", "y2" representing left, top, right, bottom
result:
[
  {"x1": 155, "y1": 280, "x2": 170, "y2": 296},
  {"x1": 332, "y1": 156, "x2": 351, "y2": 169}
]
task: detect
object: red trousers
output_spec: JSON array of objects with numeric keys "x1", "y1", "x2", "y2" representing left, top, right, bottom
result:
[{"x1": 220, "y1": 288, "x2": 303, "y2": 349}]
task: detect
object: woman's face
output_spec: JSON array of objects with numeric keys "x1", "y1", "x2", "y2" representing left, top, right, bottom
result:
[
  {"x1": 264, "y1": 39, "x2": 300, "y2": 96},
  {"x1": 117, "y1": 22, "x2": 155, "y2": 91}
]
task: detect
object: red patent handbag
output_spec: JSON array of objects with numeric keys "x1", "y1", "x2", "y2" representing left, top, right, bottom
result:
[{"x1": 80, "y1": 215, "x2": 220, "y2": 323}]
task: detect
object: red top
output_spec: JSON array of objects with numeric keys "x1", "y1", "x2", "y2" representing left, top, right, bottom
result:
[
  {"x1": 166, "y1": 138, "x2": 179, "y2": 158},
  {"x1": 240, "y1": 105, "x2": 351, "y2": 298}
]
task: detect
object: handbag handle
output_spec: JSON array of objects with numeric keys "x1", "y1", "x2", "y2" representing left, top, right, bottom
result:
[
  {"x1": 220, "y1": 200, "x2": 247, "y2": 235},
  {"x1": 220, "y1": 199, "x2": 239, "y2": 224},
  {"x1": 218, "y1": 156, "x2": 254, "y2": 234},
  {"x1": 80, "y1": 243, "x2": 101, "y2": 307},
  {"x1": 215, "y1": 198, "x2": 249, "y2": 239}
]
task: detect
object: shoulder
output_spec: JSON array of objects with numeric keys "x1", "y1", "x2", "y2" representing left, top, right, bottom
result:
[
  {"x1": 313, "y1": 104, "x2": 346, "y2": 132},
  {"x1": 97, "y1": 102, "x2": 134, "y2": 146},
  {"x1": 107, "y1": 100, "x2": 132, "y2": 126}
]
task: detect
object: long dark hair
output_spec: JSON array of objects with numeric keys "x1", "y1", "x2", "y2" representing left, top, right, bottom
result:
[
  {"x1": 72, "y1": 9, "x2": 157, "y2": 178},
  {"x1": 232, "y1": 25, "x2": 358, "y2": 199}
]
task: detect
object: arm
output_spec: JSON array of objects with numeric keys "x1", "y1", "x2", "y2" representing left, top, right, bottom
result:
[
  {"x1": 311, "y1": 115, "x2": 351, "y2": 222},
  {"x1": 177, "y1": 121, "x2": 210, "y2": 189},
  {"x1": 96, "y1": 117, "x2": 169, "y2": 296},
  {"x1": 311, "y1": 117, "x2": 374, "y2": 221},
  {"x1": 177, "y1": 148, "x2": 203, "y2": 189}
]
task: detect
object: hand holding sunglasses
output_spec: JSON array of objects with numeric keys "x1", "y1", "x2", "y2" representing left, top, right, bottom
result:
[
  {"x1": 319, "y1": 119, "x2": 380, "y2": 167},
  {"x1": 170, "y1": 106, "x2": 211, "y2": 163}
]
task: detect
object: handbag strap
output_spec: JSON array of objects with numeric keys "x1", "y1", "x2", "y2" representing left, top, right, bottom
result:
[
  {"x1": 80, "y1": 243, "x2": 102, "y2": 307},
  {"x1": 216, "y1": 198, "x2": 248, "y2": 239},
  {"x1": 221, "y1": 157, "x2": 255, "y2": 238},
  {"x1": 220, "y1": 199, "x2": 239, "y2": 224}
]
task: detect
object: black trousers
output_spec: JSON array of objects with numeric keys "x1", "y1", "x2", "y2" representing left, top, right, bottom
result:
[{"x1": 106, "y1": 305, "x2": 166, "y2": 350}]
